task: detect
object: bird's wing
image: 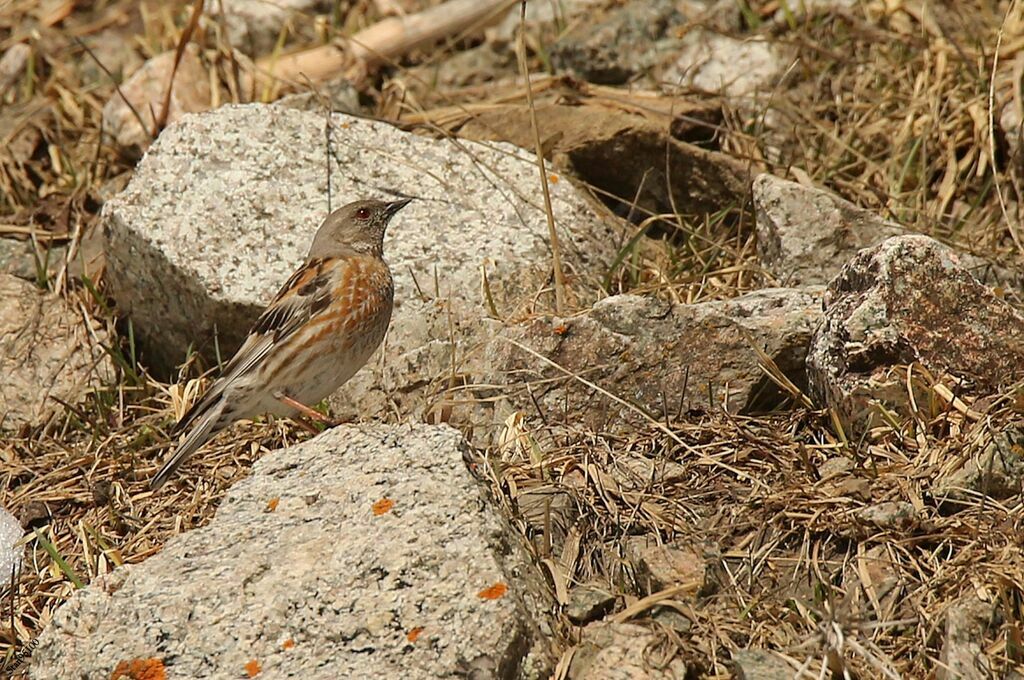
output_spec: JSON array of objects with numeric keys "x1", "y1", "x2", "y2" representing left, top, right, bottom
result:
[{"x1": 171, "y1": 257, "x2": 335, "y2": 435}]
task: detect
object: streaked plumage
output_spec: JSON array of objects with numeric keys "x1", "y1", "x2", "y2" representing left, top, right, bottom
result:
[{"x1": 150, "y1": 198, "x2": 410, "y2": 489}]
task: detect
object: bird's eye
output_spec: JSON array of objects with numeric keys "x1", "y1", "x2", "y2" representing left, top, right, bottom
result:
[{"x1": 356, "y1": 207, "x2": 371, "y2": 220}]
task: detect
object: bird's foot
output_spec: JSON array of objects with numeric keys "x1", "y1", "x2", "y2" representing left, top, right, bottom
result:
[{"x1": 273, "y1": 391, "x2": 334, "y2": 432}]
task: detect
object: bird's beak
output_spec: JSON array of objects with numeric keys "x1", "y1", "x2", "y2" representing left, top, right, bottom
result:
[{"x1": 384, "y1": 198, "x2": 412, "y2": 219}]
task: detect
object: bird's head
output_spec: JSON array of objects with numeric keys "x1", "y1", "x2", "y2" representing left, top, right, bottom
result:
[{"x1": 308, "y1": 198, "x2": 411, "y2": 259}]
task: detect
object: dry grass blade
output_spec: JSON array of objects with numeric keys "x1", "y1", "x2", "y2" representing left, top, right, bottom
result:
[{"x1": 515, "y1": 0, "x2": 566, "y2": 314}]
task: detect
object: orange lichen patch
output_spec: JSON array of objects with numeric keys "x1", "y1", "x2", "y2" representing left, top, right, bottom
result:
[
  {"x1": 282, "y1": 639, "x2": 296, "y2": 650},
  {"x1": 110, "y1": 658, "x2": 166, "y2": 680},
  {"x1": 265, "y1": 497, "x2": 279, "y2": 512},
  {"x1": 406, "y1": 626, "x2": 424, "y2": 643},
  {"x1": 372, "y1": 497, "x2": 395, "y2": 516},
  {"x1": 477, "y1": 582, "x2": 508, "y2": 600},
  {"x1": 244, "y1": 659, "x2": 261, "y2": 677}
]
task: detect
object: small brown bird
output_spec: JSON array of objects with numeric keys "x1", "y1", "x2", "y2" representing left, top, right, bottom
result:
[{"x1": 150, "y1": 198, "x2": 411, "y2": 489}]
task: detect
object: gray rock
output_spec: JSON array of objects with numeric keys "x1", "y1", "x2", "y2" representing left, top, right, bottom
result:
[
  {"x1": 626, "y1": 538, "x2": 707, "y2": 595},
  {"x1": 660, "y1": 34, "x2": 788, "y2": 99},
  {"x1": 855, "y1": 501, "x2": 917, "y2": 531},
  {"x1": 0, "y1": 506, "x2": 22, "y2": 589},
  {"x1": 102, "y1": 104, "x2": 619, "y2": 419},
  {"x1": 568, "y1": 622, "x2": 688, "y2": 679},
  {"x1": 550, "y1": 0, "x2": 683, "y2": 85},
  {"x1": 101, "y1": 44, "x2": 212, "y2": 152},
  {"x1": 997, "y1": 54, "x2": 1024, "y2": 173},
  {"x1": 938, "y1": 594, "x2": 993, "y2": 680},
  {"x1": 565, "y1": 582, "x2": 617, "y2": 625},
  {"x1": 30, "y1": 424, "x2": 555, "y2": 679},
  {"x1": 489, "y1": 0, "x2": 613, "y2": 46},
  {"x1": 807, "y1": 235, "x2": 1024, "y2": 435},
  {"x1": 206, "y1": 0, "x2": 332, "y2": 56},
  {"x1": 768, "y1": 0, "x2": 856, "y2": 24},
  {"x1": 274, "y1": 77, "x2": 361, "y2": 115},
  {"x1": 933, "y1": 426, "x2": 1024, "y2": 503},
  {"x1": 480, "y1": 288, "x2": 822, "y2": 440},
  {"x1": 754, "y1": 173, "x2": 905, "y2": 286},
  {"x1": 839, "y1": 544, "x2": 909, "y2": 626},
  {"x1": 0, "y1": 274, "x2": 113, "y2": 431},
  {"x1": 0, "y1": 43, "x2": 30, "y2": 96},
  {"x1": 77, "y1": 29, "x2": 143, "y2": 86},
  {"x1": 754, "y1": 174, "x2": 1023, "y2": 291},
  {"x1": 732, "y1": 649, "x2": 795, "y2": 680},
  {"x1": 0, "y1": 238, "x2": 63, "y2": 282},
  {"x1": 650, "y1": 606, "x2": 692, "y2": 635}
]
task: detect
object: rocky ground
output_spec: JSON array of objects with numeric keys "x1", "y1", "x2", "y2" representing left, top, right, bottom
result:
[{"x1": 2, "y1": 0, "x2": 1024, "y2": 678}]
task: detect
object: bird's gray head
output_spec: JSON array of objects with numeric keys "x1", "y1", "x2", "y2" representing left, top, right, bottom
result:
[{"x1": 307, "y1": 198, "x2": 411, "y2": 259}]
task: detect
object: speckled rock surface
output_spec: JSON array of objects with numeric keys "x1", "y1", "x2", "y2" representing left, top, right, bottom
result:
[
  {"x1": 102, "y1": 104, "x2": 619, "y2": 418},
  {"x1": 568, "y1": 622, "x2": 688, "y2": 679},
  {"x1": 753, "y1": 174, "x2": 1023, "y2": 291},
  {"x1": 661, "y1": 34, "x2": 787, "y2": 98},
  {"x1": 0, "y1": 506, "x2": 22, "y2": 589},
  {"x1": 0, "y1": 274, "x2": 113, "y2": 430},
  {"x1": 550, "y1": 0, "x2": 683, "y2": 85},
  {"x1": 807, "y1": 235, "x2": 1024, "y2": 434},
  {"x1": 754, "y1": 174, "x2": 906, "y2": 286},
  {"x1": 30, "y1": 424, "x2": 555, "y2": 679},
  {"x1": 732, "y1": 649, "x2": 796, "y2": 680},
  {"x1": 477, "y1": 288, "x2": 822, "y2": 441}
]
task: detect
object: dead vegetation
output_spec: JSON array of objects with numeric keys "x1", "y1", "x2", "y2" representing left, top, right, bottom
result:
[{"x1": 2, "y1": 0, "x2": 1024, "y2": 677}]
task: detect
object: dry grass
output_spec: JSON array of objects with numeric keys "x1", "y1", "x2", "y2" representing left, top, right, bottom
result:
[
  {"x1": 2, "y1": 0, "x2": 1024, "y2": 677},
  {"x1": 488, "y1": 367, "x2": 1024, "y2": 677}
]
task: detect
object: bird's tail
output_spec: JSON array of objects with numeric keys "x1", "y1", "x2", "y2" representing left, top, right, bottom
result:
[{"x1": 150, "y1": 400, "x2": 227, "y2": 490}]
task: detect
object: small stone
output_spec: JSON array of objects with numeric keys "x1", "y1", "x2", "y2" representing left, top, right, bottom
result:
[
  {"x1": 855, "y1": 501, "x2": 916, "y2": 531},
  {"x1": 0, "y1": 43, "x2": 31, "y2": 96},
  {"x1": 733, "y1": 649, "x2": 795, "y2": 680},
  {"x1": 101, "y1": 44, "x2": 211, "y2": 152},
  {"x1": 933, "y1": 426, "x2": 1024, "y2": 503},
  {"x1": 0, "y1": 507, "x2": 22, "y2": 589},
  {"x1": 807, "y1": 235, "x2": 1024, "y2": 436},
  {"x1": 938, "y1": 594, "x2": 993, "y2": 679},
  {"x1": 550, "y1": 0, "x2": 682, "y2": 85},
  {"x1": 565, "y1": 583, "x2": 617, "y2": 625},
  {"x1": 753, "y1": 173, "x2": 904, "y2": 286},
  {"x1": 661, "y1": 34, "x2": 787, "y2": 99},
  {"x1": 650, "y1": 606, "x2": 692, "y2": 635},
  {"x1": 627, "y1": 539, "x2": 705, "y2": 594},
  {"x1": 568, "y1": 622, "x2": 688, "y2": 679},
  {"x1": 206, "y1": 0, "x2": 332, "y2": 57},
  {"x1": 754, "y1": 174, "x2": 1023, "y2": 291},
  {"x1": 0, "y1": 274, "x2": 113, "y2": 430}
]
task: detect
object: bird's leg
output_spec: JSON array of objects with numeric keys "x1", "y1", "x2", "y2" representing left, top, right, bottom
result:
[{"x1": 273, "y1": 391, "x2": 333, "y2": 427}]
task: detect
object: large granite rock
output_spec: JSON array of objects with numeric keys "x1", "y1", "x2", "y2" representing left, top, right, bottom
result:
[
  {"x1": 30, "y1": 424, "x2": 555, "y2": 679},
  {"x1": 0, "y1": 274, "x2": 113, "y2": 430},
  {"x1": 102, "y1": 103, "x2": 619, "y2": 419},
  {"x1": 478, "y1": 288, "x2": 822, "y2": 439},
  {"x1": 807, "y1": 235, "x2": 1024, "y2": 434}
]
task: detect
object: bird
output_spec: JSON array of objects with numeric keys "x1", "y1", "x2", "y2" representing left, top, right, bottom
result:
[{"x1": 150, "y1": 197, "x2": 411, "y2": 490}]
